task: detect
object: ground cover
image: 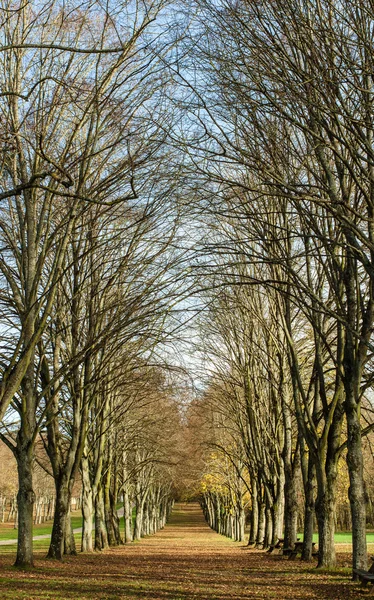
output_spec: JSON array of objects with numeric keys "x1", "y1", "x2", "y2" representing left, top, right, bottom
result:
[
  {"x1": 0, "y1": 514, "x2": 126, "y2": 555},
  {"x1": 296, "y1": 532, "x2": 374, "y2": 544},
  {"x1": 0, "y1": 516, "x2": 83, "y2": 541},
  {"x1": 0, "y1": 504, "x2": 370, "y2": 600}
]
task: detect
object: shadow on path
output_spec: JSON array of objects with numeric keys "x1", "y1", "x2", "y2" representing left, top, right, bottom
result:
[{"x1": 0, "y1": 503, "x2": 359, "y2": 600}]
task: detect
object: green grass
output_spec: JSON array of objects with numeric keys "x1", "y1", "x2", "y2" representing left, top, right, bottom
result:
[
  {"x1": 0, "y1": 515, "x2": 83, "y2": 539},
  {"x1": 0, "y1": 523, "x2": 52, "y2": 540},
  {"x1": 0, "y1": 531, "x2": 84, "y2": 555},
  {"x1": 0, "y1": 515, "x2": 127, "y2": 555},
  {"x1": 297, "y1": 531, "x2": 374, "y2": 544},
  {"x1": 0, "y1": 513, "x2": 84, "y2": 553},
  {"x1": 0, "y1": 510, "x2": 130, "y2": 553}
]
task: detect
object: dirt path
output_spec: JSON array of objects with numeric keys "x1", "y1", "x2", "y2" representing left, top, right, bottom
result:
[{"x1": 0, "y1": 503, "x2": 363, "y2": 599}]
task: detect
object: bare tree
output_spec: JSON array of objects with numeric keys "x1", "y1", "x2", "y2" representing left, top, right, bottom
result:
[{"x1": 0, "y1": 0, "x2": 177, "y2": 567}]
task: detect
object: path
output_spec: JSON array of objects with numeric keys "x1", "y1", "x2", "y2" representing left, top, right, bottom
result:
[{"x1": 0, "y1": 503, "x2": 360, "y2": 599}]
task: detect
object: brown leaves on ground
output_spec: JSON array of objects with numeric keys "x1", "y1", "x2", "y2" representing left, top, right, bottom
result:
[{"x1": 0, "y1": 504, "x2": 368, "y2": 600}]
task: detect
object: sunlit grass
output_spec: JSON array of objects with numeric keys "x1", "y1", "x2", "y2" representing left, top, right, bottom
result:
[{"x1": 296, "y1": 531, "x2": 374, "y2": 544}]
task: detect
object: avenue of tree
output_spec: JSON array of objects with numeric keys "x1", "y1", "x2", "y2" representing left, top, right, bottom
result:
[{"x1": 0, "y1": 0, "x2": 373, "y2": 585}]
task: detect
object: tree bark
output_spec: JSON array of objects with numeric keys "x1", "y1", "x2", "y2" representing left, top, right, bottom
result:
[
  {"x1": 346, "y1": 399, "x2": 368, "y2": 574},
  {"x1": 14, "y1": 352, "x2": 37, "y2": 568},
  {"x1": 95, "y1": 486, "x2": 109, "y2": 551},
  {"x1": 123, "y1": 487, "x2": 133, "y2": 543},
  {"x1": 81, "y1": 454, "x2": 94, "y2": 552},
  {"x1": 301, "y1": 457, "x2": 316, "y2": 561},
  {"x1": 14, "y1": 441, "x2": 35, "y2": 568},
  {"x1": 343, "y1": 265, "x2": 368, "y2": 575},
  {"x1": 248, "y1": 476, "x2": 258, "y2": 546},
  {"x1": 256, "y1": 495, "x2": 266, "y2": 548},
  {"x1": 47, "y1": 479, "x2": 75, "y2": 559},
  {"x1": 315, "y1": 466, "x2": 338, "y2": 568}
]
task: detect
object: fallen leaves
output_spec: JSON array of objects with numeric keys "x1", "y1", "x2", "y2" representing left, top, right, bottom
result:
[{"x1": 0, "y1": 504, "x2": 366, "y2": 599}]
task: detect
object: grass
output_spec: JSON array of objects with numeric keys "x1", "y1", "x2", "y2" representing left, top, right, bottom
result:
[
  {"x1": 0, "y1": 514, "x2": 83, "y2": 540},
  {"x1": 0, "y1": 509, "x2": 130, "y2": 556},
  {"x1": 0, "y1": 512, "x2": 85, "y2": 554},
  {"x1": 296, "y1": 531, "x2": 374, "y2": 544},
  {"x1": 0, "y1": 523, "x2": 52, "y2": 540}
]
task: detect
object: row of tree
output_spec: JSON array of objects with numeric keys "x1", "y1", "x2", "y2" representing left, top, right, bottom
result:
[
  {"x1": 0, "y1": 0, "x2": 183, "y2": 568},
  {"x1": 173, "y1": 0, "x2": 374, "y2": 576},
  {"x1": 1, "y1": 0, "x2": 374, "y2": 581}
]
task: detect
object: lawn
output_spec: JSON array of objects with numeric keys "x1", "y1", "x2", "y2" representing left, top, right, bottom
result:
[
  {"x1": 296, "y1": 531, "x2": 374, "y2": 544},
  {"x1": 0, "y1": 514, "x2": 126, "y2": 555},
  {"x1": 0, "y1": 514, "x2": 83, "y2": 540}
]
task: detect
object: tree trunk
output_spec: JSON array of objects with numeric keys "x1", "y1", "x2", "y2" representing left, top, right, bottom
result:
[
  {"x1": 283, "y1": 400, "x2": 298, "y2": 550},
  {"x1": 14, "y1": 338, "x2": 37, "y2": 568},
  {"x1": 47, "y1": 479, "x2": 72, "y2": 559},
  {"x1": 123, "y1": 487, "x2": 133, "y2": 543},
  {"x1": 14, "y1": 442, "x2": 35, "y2": 568},
  {"x1": 134, "y1": 499, "x2": 144, "y2": 541},
  {"x1": 346, "y1": 400, "x2": 368, "y2": 575},
  {"x1": 302, "y1": 457, "x2": 315, "y2": 561},
  {"x1": 142, "y1": 503, "x2": 149, "y2": 536},
  {"x1": 256, "y1": 496, "x2": 266, "y2": 548},
  {"x1": 64, "y1": 506, "x2": 77, "y2": 556},
  {"x1": 238, "y1": 505, "x2": 245, "y2": 542},
  {"x1": 248, "y1": 476, "x2": 258, "y2": 546},
  {"x1": 283, "y1": 474, "x2": 298, "y2": 550},
  {"x1": 215, "y1": 493, "x2": 222, "y2": 534},
  {"x1": 103, "y1": 470, "x2": 117, "y2": 546},
  {"x1": 315, "y1": 474, "x2": 337, "y2": 568},
  {"x1": 81, "y1": 455, "x2": 94, "y2": 552},
  {"x1": 264, "y1": 503, "x2": 273, "y2": 548},
  {"x1": 343, "y1": 245, "x2": 369, "y2": 575},
  {"x1": 95, "y1": 487, "x2": 109, "y2": 551},
  {"x1": 276, "y1": 464, "x2": 285, "y2": 541}
]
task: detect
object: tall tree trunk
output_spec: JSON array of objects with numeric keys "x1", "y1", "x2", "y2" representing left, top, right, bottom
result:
[
  {"x1": 275, "y1": 465, "x2": 285, "y2": 542},
  {"x1": 14, "y1": 440, "x2": 35, "y2": 568},
  {"x1": 301, "y1": 457, "x2": 316, "y2": 561},
  {"x1": 15, "y1": 354, "x2": 37, "y2": 568},
  {"x1": 264, "y1": 501, "x2": 273, "y2": 548},
  {"x1": 123, "y1": 486, "x2": 133, "y2": 543},
  {"x1": 95, "y1": 486, "x2": 109, "y2": 551},
  {"x1": 64, "y1": 506, "x2": 77, "y2": 556},
  {"x1": 81, "y1": 454, "x2": 94, "y2": 552},
  {"x1": 238, "y1": 504, "x2": 245, "y2": 542},
  {"x1": 343, "y1": 245, "x2": 370, "y2": 575},
  {"x1": 256, "y1": 493, "x2": 266, "y2": 548},
  {"x1": 103, "y1": 468, "x2": 117, "y2": 546},
  {"x1": 47, "y1": 478, "x2": 74, "y2": 559},
  {"x1": 345, "y1": 395, "x2": 368, "y2": 574},
  {"x1": 248, "y1": 476, "x2": 258, "y2": 546},
  {"x1": 134, "y1": 497, "x2": 145, "y2": 541},
  {"x1": 283, "y1": 475, "x2": 298, "y2": 550},
  {"x1": 343, "y1": 303, "x2": 368, "y2": 574},
  {"x1": 315, "y1": 462, "x2": 338, "y2": 568},
  {"x1": 215, "y1": 493, "x2": 222, "y2": 534},
  {"x1": 282, "y1": 400, "x2": 298, "y2": 550}
]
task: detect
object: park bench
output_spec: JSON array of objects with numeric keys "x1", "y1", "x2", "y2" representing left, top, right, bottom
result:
[
  {"x1": 279, "y1": 538, "x2": 301, "y2": 557},
  {"x1": 267, "y1": 538, "x2": 284, "y2": 554},
  {"x1": 353, "y1": 568, "x2": 374, "y2": 593},
  {"x1": 288, "y1": 541, "x2": 318, "y2": 560}
]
